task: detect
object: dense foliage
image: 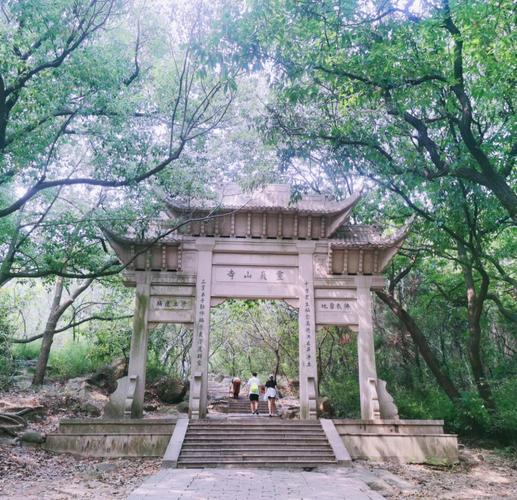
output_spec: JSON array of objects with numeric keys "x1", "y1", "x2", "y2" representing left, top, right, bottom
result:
[{"x1": 0, "y1": 0, "x2": 515, "y2": 444}]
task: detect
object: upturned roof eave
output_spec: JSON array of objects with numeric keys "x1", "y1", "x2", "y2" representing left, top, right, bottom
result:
[{"x1": 164, "y1": 191, "x2": 362, "y2": 218}]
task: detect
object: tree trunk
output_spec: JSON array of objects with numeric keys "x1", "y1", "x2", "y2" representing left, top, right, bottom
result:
[
  {"x1": 376, "y1": 290, "x2": 461, "y2": 403},
  {"x1": 456, "y1": 239, "x2": 497, "y2": 412},
  {"x1": 32, "y1": 277, "x2": 64, "y2": 385},
  {"x1": 32, "y1": 277, "x2": 95, "y2": 385},
  {"x1": 274, "y1": 349, "x2": 281, "y2": 380}
]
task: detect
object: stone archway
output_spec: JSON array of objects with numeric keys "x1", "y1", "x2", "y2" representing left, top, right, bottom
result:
[{"x1": 105, "y1": 184, "x2": 411, "y2": 420}]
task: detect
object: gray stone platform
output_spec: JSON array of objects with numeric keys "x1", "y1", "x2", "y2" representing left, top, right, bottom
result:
[{"x1": 128, "y1": 468, "x2": 384, "y2": 499}]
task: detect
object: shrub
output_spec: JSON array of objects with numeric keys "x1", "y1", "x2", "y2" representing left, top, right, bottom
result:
[
  {"x1": 0, "y1": 305, "x2": 16, "y2": 389},
  {"x1": 49, "y1": 340, "x2": 102, "y2": 379},
  {"x1": 12, "y1": 341, "x2": 41, "y2": 361},
  {"x1": 320, "y1": 375, "x2": 360, "y2": 419}
]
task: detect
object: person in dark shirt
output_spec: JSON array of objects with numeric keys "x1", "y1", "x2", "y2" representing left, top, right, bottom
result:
[
  {"x1": 265, "y1": 374, "x2": 277, "y2": 417},
  {"x1": 231, "y1": 376, "x2": 241, "y2": 399}
]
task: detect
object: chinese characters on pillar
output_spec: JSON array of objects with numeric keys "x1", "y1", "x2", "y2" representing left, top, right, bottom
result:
[
  {"x1": 195, "y1": 279, "x2": 207, "y2": 367},
  {"x1": 304, "y1": 281, "x2": 313, "y2": 368}
]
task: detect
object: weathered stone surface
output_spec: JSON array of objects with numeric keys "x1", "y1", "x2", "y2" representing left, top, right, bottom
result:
[
  {"x1": 44, "y1": 419, "x2": 175, "y2": 457},
  {"x1": 102, "y1": 376, "x2": 130, "y2": 418},
  {"x1": 64, "y1": 376, "x2": 109, "y2": 413},
  {"x1": 87, "y1": 358, "x2": 127, "y2": 394},
  {"x1": 376, "y1": 379, "x2": 399, "y2": 420},
  {"x1": 21, "y1": 430, "x2": 46, "y2": 444},
  {"x1": 155, "y1": 377, "x2": 187, "y2": 404},
  {"x1": 95, "y1": 462, "x2": 118, "y2": 473},
  {"x1": 128, "y1": 468, "x2": 385, "y2": 500},
  {"x1": 280, "y1": 406, "x2": 299, "y2": 419},
  {"x1": 176, "y1": 401, "x2": 189, "y2": 413},
  {"x1": 79, "y1": 401, "x2": 102, "y2": 417},
  {"x1": 318, "y1": 396, "x2": 334, "y2": 417}
]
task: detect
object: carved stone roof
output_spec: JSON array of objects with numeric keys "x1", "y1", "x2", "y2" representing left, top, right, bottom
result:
[
  {"x1": 331, "y1": 218, "x2": 414, "y2": 249},
  {"x1": 166, "y1": 184, "x2": 362, "y2": 216}
]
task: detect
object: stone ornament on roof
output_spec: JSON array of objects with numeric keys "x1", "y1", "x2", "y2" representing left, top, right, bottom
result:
[{"x1": 166, "y1": 183, "x2": 363, "y2": 215}]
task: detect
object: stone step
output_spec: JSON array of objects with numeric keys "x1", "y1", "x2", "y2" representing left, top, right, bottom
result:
[
  {"x1": 182, "y1": 441, "x2": 329, "y2": 449},
  {"x1": 189, "y1": 420, "x2": 320, "y2": 426},
  {"x1": 181, "y1": 445, "x2": 333, "y2": 452},
  {"x1": 185, "y1": 429, "x2": 326, "y2": 435},
  {"x1": 177, "y1": 459, "x2": 337, "y2": 468},
  {"x1": 174, "y1": 418, "x2": 341, "y2": 469},
  {"x1": 180, "y1": 451, "x2": 335, "y2": 458}
]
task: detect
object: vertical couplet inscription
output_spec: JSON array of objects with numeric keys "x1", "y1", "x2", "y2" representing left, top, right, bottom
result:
[
  {"x1": 304, "y1": 281, "x2": 312, "y2": 368},
  {"x1": 195, "y1": 278, "x2": 207, "y2": 367}
]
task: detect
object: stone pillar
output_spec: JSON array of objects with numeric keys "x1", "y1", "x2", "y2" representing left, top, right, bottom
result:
[
  {"x1": 189, "y1": 239, "x2": 215, "y2": 419},
  {"x1": 297, "y1": 242, "x2": 318, "y2": 420},
  {"x1": 356, "y1": 276, "x2": 380, "y2": 420},
  {"x1": 127, "y1": 271, "x2": 151, "y2": 418}
]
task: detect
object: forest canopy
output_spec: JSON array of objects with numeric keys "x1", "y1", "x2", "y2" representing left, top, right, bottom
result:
[{"x1": 0, "y1": 0, "x2": 515, "y2": 443}]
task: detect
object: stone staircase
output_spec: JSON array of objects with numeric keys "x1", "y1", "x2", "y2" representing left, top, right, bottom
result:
[
  {"x1": 226, "y1": 396, "x2": 269, "y2": 414},
  {"x1": 176, "y1": 419, "x2": 338, "y2": 468}
]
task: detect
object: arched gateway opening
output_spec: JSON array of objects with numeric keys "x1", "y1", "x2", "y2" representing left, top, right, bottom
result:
[{"x1": 105, "y1": 184, "x2": 410, "y2": 421}]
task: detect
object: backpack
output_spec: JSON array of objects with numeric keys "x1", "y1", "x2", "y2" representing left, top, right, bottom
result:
[{"x1": 250, "y1": 382, "x2": 259, "y2": 394}]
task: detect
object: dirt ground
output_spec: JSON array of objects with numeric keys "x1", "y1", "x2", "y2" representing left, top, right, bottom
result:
[
  {"x1": 0, "y1": 443, "x2": 160, "y2": 499},
  {"x1": 366, "y1": 446, "x2": 517, "y2": 499}
]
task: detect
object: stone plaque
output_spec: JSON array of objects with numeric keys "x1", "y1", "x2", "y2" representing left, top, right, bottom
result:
[
  {"x1": 315, "y1": 299, "x2": 358, "y2": 326},
  {"x1": 214, "y1": 266, "x2": 296, "y2": 284},
  {"x1": 317, "y1": 300, "x2": 354, "y2": 312},
  {"x1": 151, "y1": 296, "x2": 193, "y2": 310}
]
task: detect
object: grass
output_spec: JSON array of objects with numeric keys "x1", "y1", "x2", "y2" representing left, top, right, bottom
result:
[
  {"x1": 12, "y1": 339, "x2": 103, "y2": 380},
  {"x1": 12, "y1": 341, "x2": 41, "y2": 360}
]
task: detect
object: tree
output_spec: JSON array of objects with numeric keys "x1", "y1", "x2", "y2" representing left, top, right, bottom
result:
[
  {"x1": 0, "y1": 0, "x2": 237, "y2": 284},
  {"x1": 213, "y1": 0, "x2": 516, "y2": 421}
]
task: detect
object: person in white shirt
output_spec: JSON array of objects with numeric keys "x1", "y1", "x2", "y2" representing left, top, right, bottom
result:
[{"x1": 246, "y1": 372, "x2": 261, "y2": 415}]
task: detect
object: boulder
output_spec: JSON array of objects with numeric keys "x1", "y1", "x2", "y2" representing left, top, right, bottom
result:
[
  {"x1": 64, "y1": 376, "x2": 108, "y2": 414},
  {"x1": 289, "y1": 379, "x2": 299, "y2": 393},
  {"x1": 79, "y1": 401, "x2": 102, "y2": 417},
  {"x1": 20, "y1": 430, "x2": 46, "y2": 444},
  {"x1": 317, "y1": 396, "x2": 334, "y2": 417},
  {"x1": 280, "y1": 406, "x2": 299, "y2": 419},
  {"x1": 155, "y1": 377, "x2": 188, "y2": 404},
  {"x1": 87, "y1": 358, "x2": 127, "y2": 394},
  {"x1": 176, "y1": 401, "x2": 189, "y2": 413}
]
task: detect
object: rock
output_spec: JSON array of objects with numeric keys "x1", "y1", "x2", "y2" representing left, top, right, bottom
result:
[
  {"x1": 289, "y1": 379, "x2": 299, "y2": 391},
  {"x1": 154, "y1": 377, "x2": 188, "y2": 404},
  {"x1": 87, "y1": 358, "x2": 127, "y2": 394},
  {"x1": 375, "y1": 469, "x2": 414, "y2": 490},
  {"x1": 318, "y1": 396, "x2": 334, "y2": 417},
  {"x1": 144, "y1": 403, "x2": 159, "y2": 412},
  {"x1": 20, "y1": 430, "x2": 46, "y2": 444},
  {"x1": 79, "y1": 402, "x2": 101, "y2": 417},
  {"x1": 176, "y1": 401, "x2": 189, "y2": 413},
  {"x1": 215, "y1": 374, "x2": 225, "y2": 383},
  {"x1": 95, "y1": 462, "x2": 117, "y2": 473},
  {"x1": 65, "y1": 376, "x2": 109, "y2": 415},
  {"x1": 280, "y1": 406, "x2": 299, "y2": 419}
]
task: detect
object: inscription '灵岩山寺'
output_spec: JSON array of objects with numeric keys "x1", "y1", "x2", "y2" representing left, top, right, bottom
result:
[{"x1": 217, "y1": 267, "x2": 295, "y2": 283}]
